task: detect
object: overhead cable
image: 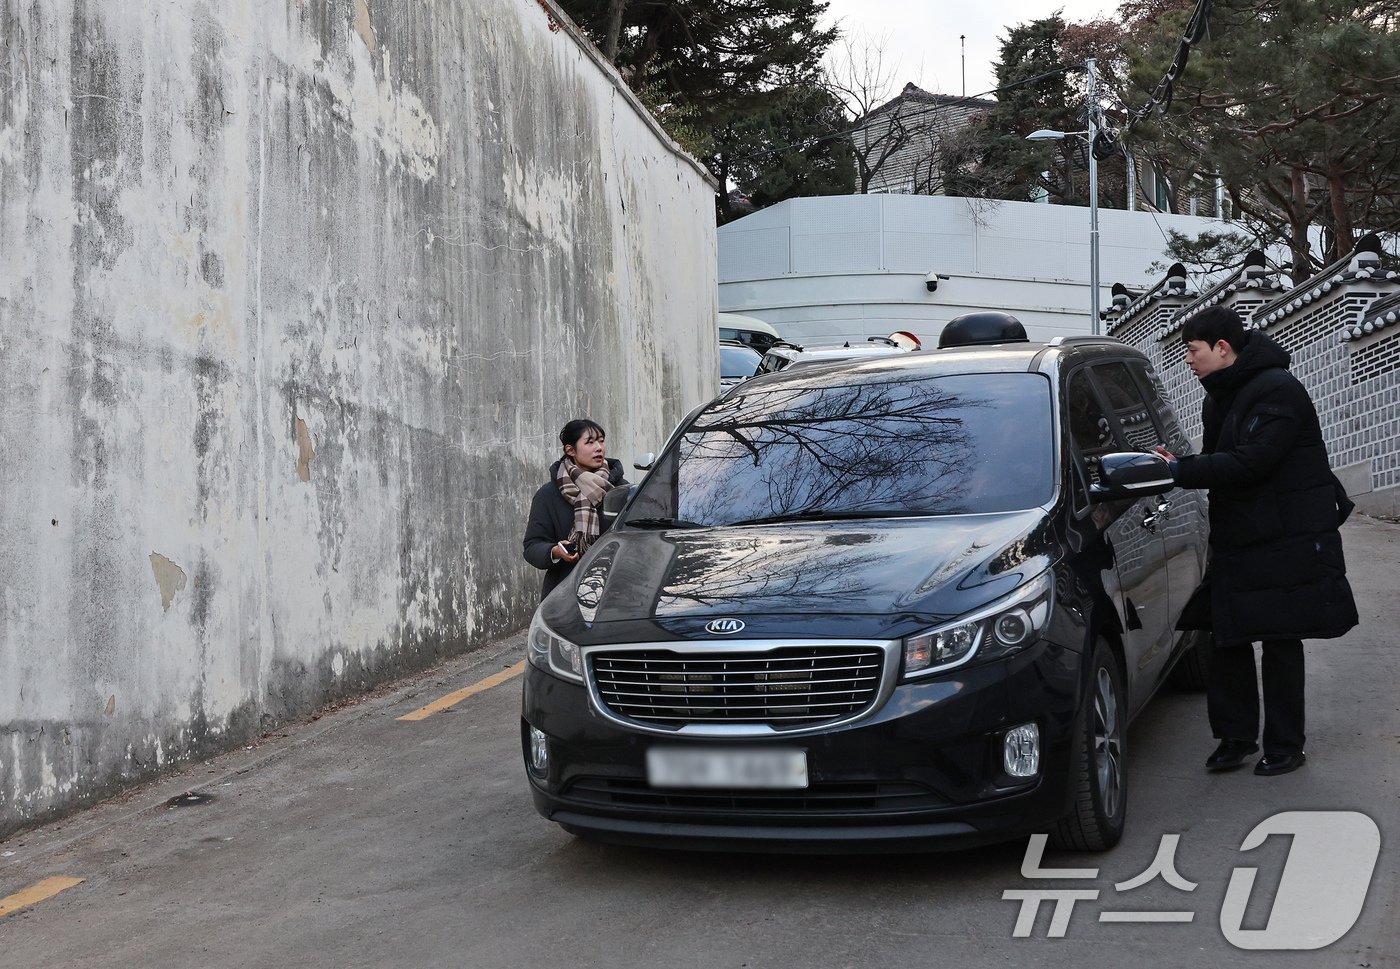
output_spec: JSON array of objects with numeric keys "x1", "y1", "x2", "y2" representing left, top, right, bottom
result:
[{"x1": 1123, "y1": 0, "x2": 1213, "y2": 134}]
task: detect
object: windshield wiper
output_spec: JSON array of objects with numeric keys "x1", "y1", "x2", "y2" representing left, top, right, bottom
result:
[
  {"x1": 625, "y1": 517, "x2": 705, "y2": 529},
  {"x1": 727, "y1": 508, "x2": 904, "y2": 527}
]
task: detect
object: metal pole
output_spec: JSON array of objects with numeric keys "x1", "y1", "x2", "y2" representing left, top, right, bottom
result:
[
  {"x1": 960, "y1": 36, "x2": 966, "y2": 97},
  {"x1": 1086, "y1": 58, "x2": 1101, "y2": 335},
  {"x1": 1127, "y1": 152, "x2": 1136, "y2": 212}
]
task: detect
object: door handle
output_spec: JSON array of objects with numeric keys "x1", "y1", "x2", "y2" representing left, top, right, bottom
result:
[{"x1": 1142, "y1": 498, "x2": 1169, "y2": 532}]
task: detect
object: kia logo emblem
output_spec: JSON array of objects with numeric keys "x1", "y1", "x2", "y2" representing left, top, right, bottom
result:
[{"x1": 705, "y1": 618, "x2": 746, "y2": 635}]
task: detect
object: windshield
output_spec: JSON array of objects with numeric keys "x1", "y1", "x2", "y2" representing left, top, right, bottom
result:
[
  {"x1": 720, "y1": 344, "x2": 762, "y2": 379},
  {"x1": 624, "y1": 371, "x2": 1055, "y2": 526}
]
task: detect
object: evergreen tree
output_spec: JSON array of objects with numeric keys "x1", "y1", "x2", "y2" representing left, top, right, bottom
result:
[
  {"x1": 942, "y1": 17, "x2": 1084, "y2": 204},
  {"x1": 554, "y1": 0, "x2": 839, "y2": 170},
  {"x1": 715, "y1": 84, "x2": 855, "y2": 222},
  {"x1": 1122, "y1": 0, "x2": 1400, "y2": 278}
]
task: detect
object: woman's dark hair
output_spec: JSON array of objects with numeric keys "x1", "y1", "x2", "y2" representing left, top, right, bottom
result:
[
  {"x1": 560, "y1": 418, "x2": 606, "y2": 451},
  {"x1": 1181, "y1": 306, "x2": 1245, "y2": 352}
]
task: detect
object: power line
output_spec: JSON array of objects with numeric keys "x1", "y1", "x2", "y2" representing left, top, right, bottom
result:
[{"x1": 730, "y1": 0, "x2": 1212, "y2": 173}]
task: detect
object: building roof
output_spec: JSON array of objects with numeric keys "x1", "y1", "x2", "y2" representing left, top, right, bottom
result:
[{"x1": 862, "y1": 83, "x2": 996, "y2": 122}]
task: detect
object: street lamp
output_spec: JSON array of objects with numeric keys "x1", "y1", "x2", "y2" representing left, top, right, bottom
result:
[{"x1": 1026, "y1": 58, "x2": 1102, "y2": 335}]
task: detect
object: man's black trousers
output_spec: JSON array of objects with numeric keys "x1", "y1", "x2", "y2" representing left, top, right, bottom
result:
[{"x1": 1207, "y1": 638, "x2": 1306, "y2": 755}]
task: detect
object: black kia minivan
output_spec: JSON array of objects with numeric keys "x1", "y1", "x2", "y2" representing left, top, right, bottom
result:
[{"x1": 521, "y1": 323, "x2": 1209, "y2": 853}]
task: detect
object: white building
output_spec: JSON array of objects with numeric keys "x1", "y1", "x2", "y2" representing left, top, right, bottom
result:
[{"x1": 718, "y1": 194, "x2": 1236, "y2": 347}]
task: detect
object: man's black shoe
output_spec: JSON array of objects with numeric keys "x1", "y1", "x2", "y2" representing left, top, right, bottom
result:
[
  {"x1": 1206, "y1": 739, "x2": 1260, "y2": 771},
  {"x1": 1254, "y1": 751, "x2": 1306, "y2": 776}
]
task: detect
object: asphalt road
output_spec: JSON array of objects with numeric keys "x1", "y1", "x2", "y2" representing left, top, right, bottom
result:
[{"x1": 3, "y1": 518, "x2": 1398, "y2": 969}]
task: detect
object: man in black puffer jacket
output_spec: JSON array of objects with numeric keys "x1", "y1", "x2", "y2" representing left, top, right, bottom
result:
[{"x1": 1155, "y1": 306, "x2": 1357, "y2": 777}]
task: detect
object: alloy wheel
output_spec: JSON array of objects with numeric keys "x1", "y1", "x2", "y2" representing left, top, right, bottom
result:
[{"x1": 1093, "y1": 665, "x2": 1123, "y2": 820}]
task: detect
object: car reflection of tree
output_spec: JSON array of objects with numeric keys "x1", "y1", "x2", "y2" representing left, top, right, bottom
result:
[
  {"x1": 674, "y1": 376, "x2": 983, "y2": 525},
  {"x1": 654, "y1": 531, "x2": 886, "y2": 612}
]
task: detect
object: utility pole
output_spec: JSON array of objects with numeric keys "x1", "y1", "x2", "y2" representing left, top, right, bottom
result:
[
  {"x1": 1025, "y1": 57, "x2": 1103, "y2": 335},
  {"x1": 1086, "y1": 57, "x2": 1100, "y2": 333},
  {"x1": 960, "y1": 36, "x2": 966, "y2": 97}
]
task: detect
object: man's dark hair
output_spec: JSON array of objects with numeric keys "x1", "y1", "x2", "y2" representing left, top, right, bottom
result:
[
  {"x1": 560, "y1": 418, "x2": 605, "y2": 451},
  {"x1": 1181, "y1": 306, "x2": 1246, "y2": 352}
]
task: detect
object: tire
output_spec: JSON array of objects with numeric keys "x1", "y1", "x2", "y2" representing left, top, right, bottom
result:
[
  {"x1": 1167, "y1": 629, "x2": 1212, "y2": 691},
  {"x1": 1049, "y1": 639, "x2": 1127, "y2": 852}
]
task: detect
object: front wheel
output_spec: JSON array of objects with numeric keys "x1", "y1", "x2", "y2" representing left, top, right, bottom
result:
[{"x1": 1049, "y1": 639, "x2": 1127, "y2": 851}]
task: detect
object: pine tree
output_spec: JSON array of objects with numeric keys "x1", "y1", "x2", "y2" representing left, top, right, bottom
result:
[
  {"x1": 942, "y1": 17, "x2": 1085, "y2": 204},
  {"x1": 555, "y1": 0, "x2": 838, "y2": 157},
  {"x1": 1123, "y1": 0, "x2": 1400, "y2": 277},
  {"x1": 720, "y1": 85, "x2": 855, "y2": 219}
]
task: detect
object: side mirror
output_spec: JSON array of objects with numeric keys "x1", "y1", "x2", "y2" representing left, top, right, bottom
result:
[
  {"x1": 1090, "y1": 452, "x2": 1175, "y2": 501},
  {"x1": 601, "y1": 485, "x2": 636, "y2": 523},
  {"x1": 633, "y1": 452, "x2": 655, "y2": 471}
]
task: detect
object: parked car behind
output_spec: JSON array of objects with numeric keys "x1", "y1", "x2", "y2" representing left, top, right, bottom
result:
[
  {"x1": 755, "y1": 330, "x2": 921, "y2": 376},
  {"x1": 719, "y1": 313, "x2": 782, "y2": 355},
  {"x1": 719, "y1": 340, "x2": 762, "y2": 391},
  {"x1": 522, "y1": 316, "x2": 1209, "y2": 853}
]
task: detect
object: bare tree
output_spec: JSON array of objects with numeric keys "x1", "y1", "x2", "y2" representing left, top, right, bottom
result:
[{"x1": 823, "y1": 34, "x2": 909, "y2": 194}]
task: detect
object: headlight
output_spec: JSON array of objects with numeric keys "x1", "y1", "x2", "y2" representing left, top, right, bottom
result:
[
  {"x1": 527, "y1": 611, "x2": 584, "y2": 683},
  {"x1": 902, "y1": 571, "x2": 1054, "y2": 679}
]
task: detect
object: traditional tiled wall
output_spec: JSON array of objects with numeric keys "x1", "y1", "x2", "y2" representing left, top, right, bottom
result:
[
  {"x1": 1103, "y1": 251, "x2": 1400, "y2": 516},
  {"x1": 1343, "y1": 321, "x2": 1400, "y2": 492}
]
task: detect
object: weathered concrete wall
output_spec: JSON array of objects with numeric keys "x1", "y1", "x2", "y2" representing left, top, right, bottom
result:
[{"x1": 0, "y1": 0, "x2": 717, "y2": 833}]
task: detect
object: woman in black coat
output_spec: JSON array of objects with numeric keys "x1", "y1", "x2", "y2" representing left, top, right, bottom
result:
[
  {"x1": 1156, "y1": 307, "x2": 1357, "y2": 776},
  {"x1": 523, "y1": 419, "x2": 626, "y2": 601}
]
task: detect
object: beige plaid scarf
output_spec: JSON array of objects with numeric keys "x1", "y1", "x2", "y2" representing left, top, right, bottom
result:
[{"x1": 555, "y1": 457, "x2": 616, "y2": 553}]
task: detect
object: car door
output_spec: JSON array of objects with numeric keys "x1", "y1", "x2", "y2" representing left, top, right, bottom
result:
[
  {"x1": 1064, "y1": 365, "x2": 1174, "y2": 715},
  {"x1": 1127, "y1": 359, "x2": 1209, "y2": 639}
]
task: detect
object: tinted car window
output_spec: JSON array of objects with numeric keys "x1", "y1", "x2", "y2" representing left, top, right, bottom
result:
[
  {"x1": 625, "y1": 372, "x2": 1055, "y2": 525},
  {"x1": 1066, "y1": 368, "x2": 1116, "y2": 485},
  {"x1": 1094, "y1": 361, "x2": 1161, "y2": 451}
]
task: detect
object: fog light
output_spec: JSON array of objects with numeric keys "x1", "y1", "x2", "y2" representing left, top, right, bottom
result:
[
  {"x1": 1003, "y1": 722, "x2": 1040, "y2": 778},
  {"x1": 528, "y1": 725, "x2": 549, "y2": 774}
]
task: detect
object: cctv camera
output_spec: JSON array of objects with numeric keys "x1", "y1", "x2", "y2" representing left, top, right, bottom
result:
[{"x1": 925, "y1": 271, "x2": 946, "y2": 293}]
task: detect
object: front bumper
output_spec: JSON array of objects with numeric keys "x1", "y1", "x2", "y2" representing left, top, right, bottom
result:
[{"x1": 521, "y1": 639, "x2": 1085, "y2": 852}]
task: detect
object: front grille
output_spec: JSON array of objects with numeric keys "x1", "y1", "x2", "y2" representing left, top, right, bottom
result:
[
  {"x1": 565, "y1": 777, "x2": 944, "y2": 814},
  {"x1": 589, "y1": 645, "x2": 884, "y2": 730}
]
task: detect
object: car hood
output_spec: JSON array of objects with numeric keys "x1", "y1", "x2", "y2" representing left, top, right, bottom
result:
[{"x1": 548, "y1": 511, "x2": 1058, "y2": 641}]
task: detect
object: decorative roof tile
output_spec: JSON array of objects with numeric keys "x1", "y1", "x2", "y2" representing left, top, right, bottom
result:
[
  {"x1": 1167, "y1": 251, "x2": 1288, "y2": 330},
  {"x1": 1343, "y1": 290, "x2": 1400, "y2": 342},
  {"x1": 1104, "y1": 263, "x2": 1195, "y2": 334},
  {"x1": 1256, "y1": 233, "x2": 1399, "y2": 329}
]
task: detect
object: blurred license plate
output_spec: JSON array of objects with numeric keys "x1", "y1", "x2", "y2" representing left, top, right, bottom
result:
[{"x1": 646, "y1": 747, "x2": 808, "y2": 789}]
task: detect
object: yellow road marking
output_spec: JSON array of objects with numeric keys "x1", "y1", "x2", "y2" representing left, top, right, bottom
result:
[
  {"x1": 0, "y1": 877, "x2": 84, "y2": 918},
  {"x1": 398, "y1": 660, "x2": 527, "y2": 721}
]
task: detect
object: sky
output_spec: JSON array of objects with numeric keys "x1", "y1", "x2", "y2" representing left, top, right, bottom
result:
[{"x1": 821, "y1": 1, "x2": 1119, "y2": 102}]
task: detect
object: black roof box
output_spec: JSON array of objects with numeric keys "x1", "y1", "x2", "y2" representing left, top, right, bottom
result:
[{"x1": 938, "y1": 312, "x2": 1029, "y2": 349}]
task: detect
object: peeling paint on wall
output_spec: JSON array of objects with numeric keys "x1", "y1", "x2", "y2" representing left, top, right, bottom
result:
[
  {"x1": 149, "y1": 554, "x2": 188, "y2": 612},
  {"x1": 353, "y1": 0, "x2": 378, "y2": 53},
  {"x1": 295, "y1": 417, "x2": 316, "y2": 482}
]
